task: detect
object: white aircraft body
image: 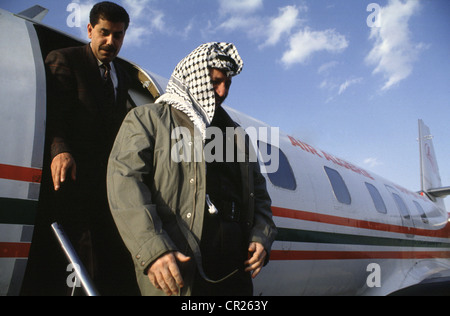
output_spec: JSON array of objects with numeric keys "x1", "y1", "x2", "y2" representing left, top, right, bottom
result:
[{"x1": 1, "y1": 6, "x2": 449, "y2": 296}]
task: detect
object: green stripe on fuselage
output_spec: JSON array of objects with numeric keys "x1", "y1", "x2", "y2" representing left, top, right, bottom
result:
[
  {"x1": 277, "y1": 227, "x2": 450, "y2": 249},
  {"x1": 0, "y1": 198, "x2": 37, "y2": 225}
]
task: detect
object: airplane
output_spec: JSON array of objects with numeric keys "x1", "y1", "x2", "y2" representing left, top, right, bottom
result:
[{"x1": 1, "y1": 5, "x2": 449, "y2": 296}]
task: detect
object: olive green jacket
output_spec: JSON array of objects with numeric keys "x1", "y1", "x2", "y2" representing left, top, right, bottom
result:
[{"x1": 107, "y1": 103, "x2": 277, "y2": 296}]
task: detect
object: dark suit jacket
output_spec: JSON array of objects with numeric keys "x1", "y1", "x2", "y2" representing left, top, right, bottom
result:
[
  {"x1": 21, "y1": 44, "x2": 139, "y2": 295},
  {"x1": 46, "y1": 44, "x2": 130, "y2": 172}
]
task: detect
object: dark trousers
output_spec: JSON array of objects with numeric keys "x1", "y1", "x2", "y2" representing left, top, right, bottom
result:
[{"x1": 192, "y1": 209, "x2": 252, "y2": 296}]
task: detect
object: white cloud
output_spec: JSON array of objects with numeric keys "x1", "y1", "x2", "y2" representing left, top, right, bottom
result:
[
  {"x1": 218, "y1": 4, "x2": 306, "y2": 51},
  {"x1": 364, "y1": 157, "x2": 382, "y2": 168},
  {"x1": 149, "y1": 10, "x2": 165, "y2": 32},
  {"x1": 261, "y1": 5, "x2": 303, "y2": 47},
  {"x1": 219, "y1": 15, "x2": 262, "y2": 33},
  {"x1": 318, "y1": 77, "x2": 362, "y2": 102},
  {"x1": 319, "y1": 79, "x2": 337, "y2": 91},
  {"x1": 318, "y1": 61, "x2": 338, "y2": 74},
  {"x1": 281, "y1": 28, "x2": 348, "y2": 67},
  {"x1": 218, "y1": 4, "x2": 300, "y2": 45},
  {"x1": 366, "y1": 0, "x2": 425, "y2": 91},
  {"x1": 123, "y1": 0, "x2": 151, "y2": 20},
  {"x1": 123, "y1": 0, "x2": 167, "y2": 45},
  {"x1": 338, "y1": 77, "x2": 363, "y2": 95},
  {"x1": 182, "y1": 20, "x2": 194, "y2": 40},
  {"x1": 218, "y1": 0, "x2": 263, "y2": 16},
  {"x1": 216, "y1": 2, "x2": 348, "y2": 69}
]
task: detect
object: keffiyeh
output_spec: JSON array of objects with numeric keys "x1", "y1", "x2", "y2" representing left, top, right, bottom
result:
[{"x1": 156, "y1": 42, "x2": 244, "y2": 140}]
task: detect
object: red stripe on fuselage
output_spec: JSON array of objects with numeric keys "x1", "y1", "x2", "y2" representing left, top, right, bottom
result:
[
  {"x1": 0, "y1": 242, "x2": 31, "y2": 258},
  {"x1": 272, "y1": 206, "x2": 450, "y2": 239},
  {"x1": 271, "y1": 250, "x2": 450, "y2": 261},
  {"x1": 0, "y1": 164, "x2": 42, "y2": 183}
]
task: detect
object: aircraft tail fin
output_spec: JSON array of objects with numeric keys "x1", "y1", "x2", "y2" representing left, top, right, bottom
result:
[
  {"x1": 418, "y1": 120, "x2": 450, "y2": 207},
  {"x1": 17, "y1": 5, "x2": 49, "y2": 22}
]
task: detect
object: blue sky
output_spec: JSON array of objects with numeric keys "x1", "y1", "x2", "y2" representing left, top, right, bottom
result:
[{"x1": 2, "y1": 0, "x2": 449, "y2": 209}]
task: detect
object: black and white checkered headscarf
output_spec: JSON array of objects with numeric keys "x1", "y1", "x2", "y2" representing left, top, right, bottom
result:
[{"x1": 156, "y1": 42, "x2": 244, "y2": 140}]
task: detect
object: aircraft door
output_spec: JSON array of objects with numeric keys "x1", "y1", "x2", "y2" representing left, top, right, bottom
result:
[
  {"x1": 385, "y1": 186, "x2": 415, "y2": 237},
  {"x1": 0, "y1": 12, "x2": 47, "y2": 296},
  {"x1": 115, "y1": 60, "x2": 166, "y2": 108}
]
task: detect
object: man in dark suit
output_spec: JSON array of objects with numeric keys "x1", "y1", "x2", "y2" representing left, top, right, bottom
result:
[{"x1": 22, "y1": 2, "x2": 139, "y2": 295}]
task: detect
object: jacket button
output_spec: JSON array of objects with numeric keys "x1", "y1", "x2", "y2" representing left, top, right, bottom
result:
[
  {"x1": 189, "y1": 178, "x2": 195, "y2": 184},
  {"x1": 187, "y1": 213, "x2": 192, "y2": 219},
  {"x1": 136, "y1": 254, "x2": 141, "y2": 259}
]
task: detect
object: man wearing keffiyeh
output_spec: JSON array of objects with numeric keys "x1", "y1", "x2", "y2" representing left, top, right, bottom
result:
[
  {"x1": 107, "y1": 42, "x2": 277, "y2": 296},
  {"x1": 156, "y1": 42, "x2": 244, "y2": 140}
]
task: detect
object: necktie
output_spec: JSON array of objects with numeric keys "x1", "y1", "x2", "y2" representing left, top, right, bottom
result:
[{"x1": 101, "y1": 63, "x2": 116, "y2": 106}]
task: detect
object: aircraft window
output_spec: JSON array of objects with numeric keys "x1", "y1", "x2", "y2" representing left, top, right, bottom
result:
[
  {"x1": 413, "y1": 201, "x2": 429, "y2": 224},
  {"x1": 365, "y1": 183, "x2": 387, "y2": 214},
  {"x1": 391, "y1": 193, "x2": 411, "y2": 219},
  {"x1": 324, "y1": 166, "x2": 351, "y2": 205},
  {"x1": 258, "y1": 141, "x2": 297, "y2": 191}
]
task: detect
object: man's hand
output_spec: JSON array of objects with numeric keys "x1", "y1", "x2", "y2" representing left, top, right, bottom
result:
[
  {"x1": 147, "y1": 251, "x2": 191, "y2": 296},
  {"x1": 245, "y1": 242, "x2": 267, "y2": 279},
  {"x1": 51, "y1": 152, "x2": 76, "y2": 191}
]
